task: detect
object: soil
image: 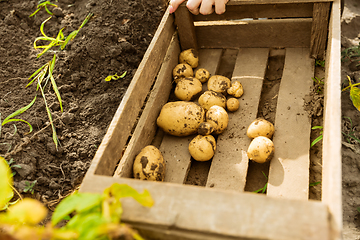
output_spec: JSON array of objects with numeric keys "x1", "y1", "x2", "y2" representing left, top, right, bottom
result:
[{"x1": 0, "y1": 0, "x2": 166, "y2": 208}]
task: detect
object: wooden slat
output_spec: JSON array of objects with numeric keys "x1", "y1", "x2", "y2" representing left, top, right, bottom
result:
[
  {"x1": 79, "y1": 175, "x2": 332, "y2": 240},
  {"x1": 175, "y1": 6, "x2": 197, "y2": 50},
  {"x1": 322, "y1": 0, "x2": 342, "y2": 238},
  {"x1": 226, "y1": 0, "x2": 332, "y2": 4},
  {"x1": 87, "y1": 9, "x2": 175, "y2": 176},
  {"x1": 267, "y1": 48, "x2": 314, "y2": 200},
  {"x1": 206, "y1": 48, "x2": 269, "y2": 191},
  {"x1": 195, "y1": 18, "x2": 312, "y2": 49},
  {"x1": 193, "y1": 3, "x2": 313, "y2": 21},
  {"x1": 310, "y1": 2, "x2": 331, "y2": 59},
  {"x1": 113, "y1": 35, "x2": 180, "y2": 178},
  {"x1": 160, "y1": 48, "x2": 223, "y2": 184}
]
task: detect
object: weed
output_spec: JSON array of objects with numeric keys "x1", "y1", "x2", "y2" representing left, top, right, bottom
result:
[
  {"x1": 342, "y1": 116, "x2": 360, "y2": 144},
  {"x1": 311, "y1": 126, "x2": 323, "y2": 147},
  {"x1": 253, "y1": 171, "x2": 268, "y2": 193},
  {"x1": 312, "y1": 76, "x2": 325, "y2": 94},
  {"x1": 105, "y1": 71, "x2": 127, "y2": 81},
  {"x1": 29, "y1": 0, "x2": 58, "y2": 17},
  {"x1": 23, "y1": 180, "x2": 37, "y2": 194},
  {"x1": 342, "y1": 75, "x2": 360, "y2": 111},
  {"x1": 309, "y1": 181, "x2": 321, "y2": 187},
  {"x1": 5, "y1": 158, "x2": 21, "y2": 177},
  {"x1": 342, "y1": 42, "x2": 360, "y2": 66},
  {"x1": 315, "y1": 59, "x2": 325, "y2": 68}
]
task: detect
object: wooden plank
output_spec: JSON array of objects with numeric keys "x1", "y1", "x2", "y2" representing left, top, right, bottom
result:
[
  {"x1": 113, "y1": 35, "x2": 180, "y2": 178},
  {"x1": 79, "y1": 175, "x2": 332, "y2": 240},
  {"x1": 206, "y1": 48, "x2": 269, "y2": 191},
  {"x1": 226, "y1": 0, "x2": 332, "y2": 4},
  {"x1": 195, "y1": 18, "x2": 312, "y2": 49},
  {"x1": 160, "y1": 49, "x2": 223, "y2": 184},
  {"x1": 193, "y1": 3, "x2": 313, "y2": 21},
  {"x1": 310, "y1": 2, "x2": 331, "y2": 59},
  {"x1": 267, "y1": 48, "x2": 314, "y2": 200},
  {"x1": 86, "y1": 9, "x2": 175, "y2": 176},
  {"x1": 175, "y1": 6, "x2": 197, "y2": 51},
  {"x1": 322, "y1": 0, "x2": 342, "y2": 238}
]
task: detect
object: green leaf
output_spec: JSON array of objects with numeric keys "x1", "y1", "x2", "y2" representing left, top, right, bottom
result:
[
  {"x1": 311, "y1": 134, "x2": 323, "y2": 148},
  {"x1": 0, "y1": 157, "x2": 13, "y2": 209},
  {"x1": 309, "y1": 181, "x2": 321, "y2": 187},
  {"x1": 350, "y1": 85, "x2": 360, "y2": 111}
]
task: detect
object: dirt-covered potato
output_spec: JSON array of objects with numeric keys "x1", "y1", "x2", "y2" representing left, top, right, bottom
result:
[
  {"x1": 207, "y1": 75, "x2": 231, "y2": 95},
  {"x1": 198, "y1": 122, "x2": 215, "y2": 135},
  {"x1": 198, "y1": 90, "x2": 226, "y2": 111},
  {"x1": 195, "y1": 68, "x2": 210, "y2": 83},
  {"x1": 206, "y1": 105, "x2": 229, "y2": 135},
  {"x1": 175, "y1": 77, "x2": 203, "y2": 101},
  {"x1": 173, "y1": 63, "x2": 194, "y2": 83},
  {"x1": 157, "y1": 101, "x2": 205, "y2": 137},
  {"x1": 226, "y1": 98, "x2": 240, "y2": 112},
  {"x1": 179, "y1": 48, "x2": 199, "y2": 68},
  {"x1": 189, "y1": 135, "x2": 216, "y2": 161},
  {"x1": 247, "y1": 118, "x2": 275, "y2": 139},
  {"x1": 247, "y1": 136, "x2": 274, "y2": 163},
  {"x1": 227, "y1": 81, "x2": 244, "y2": 98},
  {"x1": 133, "y1": 145, "x2": 166, "y2": 181}
]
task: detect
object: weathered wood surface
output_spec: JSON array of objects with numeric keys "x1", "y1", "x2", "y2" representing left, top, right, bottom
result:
[
  {"x1": 175, "y1": 6, "x2": 197, "y2": 51},
  {"x1": 226, "y1": 0, "x2": 332, "y2": 4},
  {"x1": 322, "y1": 0, "x2": 342, "y2": 238},
  {"x1": 113, "y1": 35, "x2": 180, "y2": 178},
  {"x1": 267, "y1": 48, "x2": 314, "y2": 200},
  {"x1": 85, "y1": 10, "x2": 175, "y2": 176},
  {"x1": 195, "y1": 18, "x2": 312, "y2": 49},
  {"x1": 206, "y1": 48, "x2": 269, "y2": 191},
  {"x1": 310, "y1": 2, "x2": 331, "y2": 59},
  {"x1": 80, "y1": 175, "x2": 332, "y2": 240}
]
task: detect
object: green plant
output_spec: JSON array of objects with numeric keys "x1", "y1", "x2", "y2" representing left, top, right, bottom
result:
[
  {"x1": 342, "y1": 75, "x2": 360, "y2": 112},
  {"x1": 315, "y1": 59, "x2": 325, "y2": 68},
  {"x1": 23, "y1": 180, "x2": 37, "y2": 194},
  {"x1": 342, "y1": 42, "x2": 360, "y2": 66},
  {"x1": 105, "y1": 71, "x2": 127, "y2": 81},
  {"x1": 311, "y1": 126, "x2": 323, "y2": 147},
  {"x1": 29, "y1": 0, "x2": 58, "y2": 17},
  {"x1": 309, "y1": 181, "x2": 321, "y2": 187},
  {"x1": 253, "y1": 171, "x2": 268, "y2": 193},
  {"x1": 312, "y1": 76, "x2": 325, "y2": 94},
  {"x1": 5, "y1": 158, "x2": 21, "y2": 177},
  {"x1": 0, "y1": 157, "x2": 153, "y2": 240},
  {"x1": 342, "y1": 116, "x2": 360, "y2": 144}
]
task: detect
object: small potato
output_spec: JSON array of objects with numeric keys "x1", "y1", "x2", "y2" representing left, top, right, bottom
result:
[
  {"x1": 173, "y1": 63, "x2": 194, "y2": 83},
  {"x1": 198, "y1": 90, "x2": 226, "y2": 111},
  {"x1": 206, "y1": 105, "x2": 229, "y2": 135},
  {"x1": 133, "y1": 145, "x2": 166, "y2": 181},
  {"x1": 227, "y1": 81, "x2": 244, "y2": 98},
  {"x1": 195, "y1": 68, "x2": 210, "y2": 83},
  {"x1": 226, "y1": 98, "x2": 240, "y2": 112},
  {"x1": 207, "y1": 75, "x2": 231, "y2": 95},
  {"x1": 198, "y1": 122, "x2": 215, "y2": 135},
  {"x1": 175, "y1": 77, "x2": 203, "y2": 101},
  {"x1": 157, "y1": 101, "x2": 205, "y2": 137},
  {"x1": 247, "y1": 136, "x2": 275, "y2": 164},
  {"x1": 247, "y1": 118, "x2": 275, "y2": 139},
  {"x1": 189, "y1": 135, "x2": 216, "y2": 161},
  {"x1": 179, "y1": 49, "x2": 199, "y2": 68}
]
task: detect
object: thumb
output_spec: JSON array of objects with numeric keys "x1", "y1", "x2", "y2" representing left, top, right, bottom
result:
[{"x1": 169, "y1": 0, "x2": 186, "y2": 13}]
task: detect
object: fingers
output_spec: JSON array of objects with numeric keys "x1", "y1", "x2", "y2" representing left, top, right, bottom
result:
[
  {"x1": 198, "y1": 0, "x2": 215, "y2": 15},
  {"x1": 169, "y1": 0, "x2": 187, "y2": 13},
  {"x1": 186, "y1": 0, "x2": 202, "y2": 15},
  {"x1": 214, "y1": 0, "x2": 228, "y2": 14}
]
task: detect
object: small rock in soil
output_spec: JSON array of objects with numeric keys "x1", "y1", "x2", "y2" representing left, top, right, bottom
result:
[
  {"x1": 16, "y1": 163, "x2": 35, "y2": 178},
  {"x1": 52, "y1": 7, "x2": 65, "y2": 17}
]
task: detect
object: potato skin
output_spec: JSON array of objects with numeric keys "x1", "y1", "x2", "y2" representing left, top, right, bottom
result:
[
  {"x1": 198, "y1": 90, "x2": 226, "y2": 111},
  {"x1": 247, "y1": 118, "x2": 275, "y2": 139},
  {"x1": 195, "y1": 68, "x2": 210, "y2": 83},
  {"x1": 198, "y1": 122, "x2": 214, "y2": 135},
  {"x1": 175, "y1": 77, "x2": 203, "y2": 101},
  {"x1": 207, "y1": 75, "x2": 231, "y2": 95},
  {"x1": 173, "y1": 63, "x2": 194, "y2": 83},
  {"x1": 226, "y1": 98, "x2": 240, "y2": 112},
  {"x1": 227, "y1": 81, "x2": 244, "y2": 98},
  {"x1": 179, "y1": 49, "x2": 199, "y2": 68},
  {"x1": 157, "y1": 101, "x2": 205, "y2": 137},
  {"x1": 189, "y1": 135, "x2": 216, "y2": 161},
  {"x1": 206, "y1": 105, "x2": 229, "y2": 135},
  {"x1": 247, "y1": 136, "x2": 274, "y2": 163},
  {"x1": 133, "y1": 145, "x2": 166, "y2": 181}
]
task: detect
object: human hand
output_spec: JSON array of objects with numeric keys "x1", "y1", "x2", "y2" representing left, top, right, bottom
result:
[{"x1": 169, "y1": 0, "x2": 228, "y2": 15}]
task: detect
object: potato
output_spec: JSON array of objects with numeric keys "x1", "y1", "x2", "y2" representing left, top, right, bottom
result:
[
  {"x1": 133, "y1": 145, "x2": 166, "y2": 181},
  {"x1": 247, "y1": 118, "x2": 275, "y2": 139},
  {"x1": 198, "y1": 90, "x2": 226, "y2": 111},
  {"x1": 247, "y1": 136, "x2": 275, "y2": 164},
  {"x1": 189, "y1": 135, "x2": 216, "y2": 161},
  {"x1": 207, "y1": 75, "x2": 231, "y2": 95},
  {"x1": 226, "y1": 98, "x2": 240, "y2": 112},
  {"x1": 195, "y1": 68, "x2": 210, "y2": 83},
  {"x1": 173, "y1": 63, "x2": 194, "y2": 83},
  {"x1": 175, "y1": 77, "x2": 203, "y2": 101},
  {"x1": 157, "y1": 101, "x2": 205, "y2": 136},
  {"x1": 179, "y1": 48, "x2": 199, "y2": 68},
  {"x1": 206, "y1": 105, "x2": 229, "y2": 135},
  {"x1": 198, "y1": 122, "x2": 214, "y2": 135},
  {"x1": 227, "y1": 81, "x2": 244, "y2": 98}
]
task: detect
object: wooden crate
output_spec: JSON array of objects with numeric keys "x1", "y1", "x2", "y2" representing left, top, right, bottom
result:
[{"x1": 80, "y1": 0, "x2": 342, "y2": 239}]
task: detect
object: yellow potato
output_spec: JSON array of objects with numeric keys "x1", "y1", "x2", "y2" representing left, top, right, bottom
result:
[
  {"x1": 227, "y1": 81, "x2": 244, "y2": 98},
  {"x1": 189, "y1": 135, "x2": 216, "y2": 161},
  {"x1": 179, "y1": 48, "x2": 199, "y2": 68},
  {"x1": 133, "y1": 146, "x2": 166, "y2": 181},
  {"x1": 172, "y1": 63, "x2": 194, "y2": 83},
  {"x1": 226, "y1": 98, "x2": 240, "y2": 112},
  {"x1": 247, "y1": 118, "x2": 275, "y2": 139},
  {"x1": 206, "y1": 105, "x2": 229, "y2": 135},
  {"x1": 175, "y1": 77, "x2": 203, "y2": 101},
  {"x1": 207, "y1": 75, "x2": 231, "y2": 95},
  {"x1": 195, "y1": 68, "x2": 210, "y2": 83},
  {"x1": 247, "y1": 136, "x2": 274, "y2": 163},
  {"x1": 198, "y1": 90, "x2": 226, "y2": 111},
  {"x1": 198, "y1": 122, "x2": 215, "y2": 135}
]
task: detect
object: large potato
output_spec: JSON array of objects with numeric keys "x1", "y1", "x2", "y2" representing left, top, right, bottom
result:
[
  {"x1": 175, "y1": 77, "x2": 203, "y2": 101},
  {"x1": 133, "y1": 145, "x2": 166, "y2": 181},
  {"x1": 247, "y1": 118, "x2": 275, "y2": 139},
  {"x1": 198, "y1": 90, "x2": 226, "y2": 111},
  {"x1": 206, "y1": 105, "x2": 229, "y2": 135},
  {"x1": 179, "y1": 49, "x2": 199, "y2": 68},
  {"x1": 207, "y1": 75, "x2": 231, "y2": 95},
  {"x1": 189, "y1": 135, "x2": 216, "y2": 161},
  {"x1": 157, "y1": 101, "x2": 205, "y2": 136},
  {"x1": 172, "y1": 63, "x2": 194, "y2": 83},
  {"x1": 247, "y1": 136, "x2": 274, "y2": 164}
]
